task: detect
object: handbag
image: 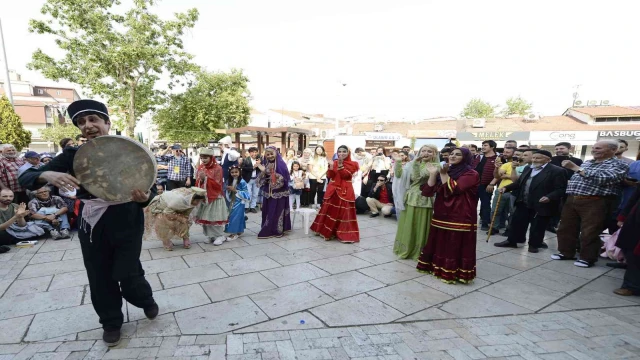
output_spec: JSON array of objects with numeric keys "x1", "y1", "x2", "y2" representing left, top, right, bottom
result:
[{"x1": 293, "y1": 173, "x2": 304, "y2": 190}]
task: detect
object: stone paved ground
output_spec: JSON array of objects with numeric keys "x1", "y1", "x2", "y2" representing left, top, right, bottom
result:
[{"x1": 0, "y1": 211, "x2": 639, "y2": 359}]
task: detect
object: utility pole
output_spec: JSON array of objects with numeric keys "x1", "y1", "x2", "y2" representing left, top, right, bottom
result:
[{"x1": 0, "y1": 18, "x2": 13, "y2": 108}]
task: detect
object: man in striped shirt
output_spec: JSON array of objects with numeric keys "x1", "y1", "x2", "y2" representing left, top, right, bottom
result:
[{"x1": 0, "y1": 145, "x2": 28, "y2": 204}]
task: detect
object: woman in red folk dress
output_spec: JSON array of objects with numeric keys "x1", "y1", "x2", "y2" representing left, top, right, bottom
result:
[
  {"x1": 310, "y1": 145, "x2": 360, "y2": 243},
  {"x1": 417, "y1": 147, "x2": 480, "y2": 283}
]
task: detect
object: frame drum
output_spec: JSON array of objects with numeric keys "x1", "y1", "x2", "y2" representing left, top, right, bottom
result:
[{"x1": 73, "y1": 135, "x2": 157, "y2": 201}]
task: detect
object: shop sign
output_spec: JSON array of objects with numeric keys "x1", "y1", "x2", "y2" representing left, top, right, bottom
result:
[
  {"x1": 457, "y1": 131, "x2": 529, "y2": 141},
  {"x1": 529, "y1": 131, "x2": 598, "y2": 142},
  {"x1": 598, "y1": 130, "x2": 640, "y2": 138},
  {"x1": 364, "y1": 132, "x2": 402, "y2": 141},
  {"x1": 365, "y1": 140, "x2": 395, "y2": 148}
]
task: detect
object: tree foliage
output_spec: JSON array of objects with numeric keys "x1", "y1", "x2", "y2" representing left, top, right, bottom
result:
[
  {"x1": 460, "y1": 98, "x2": 497, "y2": 118},
  {"x1": 154, "y1": 69, "x2": 251, "y2": 144},
  {"x1": 0, "y1": 96, "x2": 32, "y2": 151},
  {"x1": 39, "y1": 122, "x2": 81, "y2": 147},
  {"x1": 28, "y1": 0, "x2": 199, "y2": 138},
  {"x1": 503, "y1": 96, "x2": 533, "y2": 116}
]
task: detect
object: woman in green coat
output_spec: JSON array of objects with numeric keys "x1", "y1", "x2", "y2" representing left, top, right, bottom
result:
[{"x1": 393, "y1": 144, "x2": 439, "y2": 260}]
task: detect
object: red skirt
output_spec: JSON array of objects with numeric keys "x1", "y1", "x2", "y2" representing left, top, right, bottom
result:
[
  {"x1": 310, "y1": 195, "x2": 360, "y2": 243},
  {"x1": 416, "y1": 222, "x2": 476, "y2": 283}
]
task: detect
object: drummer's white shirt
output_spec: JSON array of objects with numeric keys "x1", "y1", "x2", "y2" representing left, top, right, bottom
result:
[{"x1": 223, "y1": 147, "x2": 240, "y2": 163}]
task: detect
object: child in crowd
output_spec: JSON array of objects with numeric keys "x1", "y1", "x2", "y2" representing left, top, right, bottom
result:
[
  {"x1": 289, "y1": 161, "x2": 304, "y2": 211},
  {"x1": 224, "y1": 166, "x2": 251, "y2": 240}
]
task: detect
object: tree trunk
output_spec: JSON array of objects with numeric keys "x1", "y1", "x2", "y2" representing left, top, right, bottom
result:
[{"x1": 127, "y1": 87, "x2": 136, "y2": 138}]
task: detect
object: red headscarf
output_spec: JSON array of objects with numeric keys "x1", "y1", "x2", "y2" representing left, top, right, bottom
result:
[
  {"x1": 325, "y1": 145, "x2": 359, "y2": 201},
  {"x1": 196, "y1": 154, "x2": 223, "y2": 203}
]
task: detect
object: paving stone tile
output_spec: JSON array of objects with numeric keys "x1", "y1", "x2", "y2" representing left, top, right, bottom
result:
[
  {"x1": 227, "y1": 334, "x2": 244, "y2": 355},
  {"x1": 233, "y1": 243, "x2": 289, "y2": 259},
  {"x1": 250, "y1": 282, "x2": 334, "y2": 318},
  {"x1": 555, "y1": 288, "x2": 637, "y2": 310},
  {"x1": 158, "y1": 264, "x2": 227, "y2": 289},
  {"x1": 182, "y1": 249, "x2": 242, "y2": 267},
  {"x1": 128, "y1": 284, "x2": 210, "y2": 320},
  {"x1": 178, "y1": 335, "x2": 197, "y2": 345},
  {"x1": 3, "y1": 275, "x2": 52, "y2": 298},
  {"x1": 0, "y1": 315, "x2": 33, "y2": 344},
  {"x1": 511, "y1": 267, "x2": 590, "y2": 294},
  {"x1": 176, "y1": 296, "x2": 269, "y2": 334},
  {"x1": 234, "y1": 311, "x2": 326, "y2": 333},
  {"x1": 309, "y1": 244, "x2": 363, "y2": 258},
  {"x1": 102, "y1": 348, "x2": 144, "y2": 359},
  {"x1": 195, "y1": 334, "x2": 227, "y2": 345},
  {"x1": 135, "y1": 314, "x2": 181, "y2": 337},
  {"x1": 57, "y1": 341, "x2": 96, "y2": 352},
  {"x1": 138, "y1": 249, "x2": 151, "y2": 262},
  {"x1": 441, "y1": 292, "x2": 531, "y2": 318},
  {"x1": 351, "y1": 247, "x2": 399, "y2": 265},
  {"x1": 482, "y1": 252, "x2": 547, "y2": 271},
  {"x1": 201, "y1": 272, "x2": 277, "y2": 302},
  {"x1": 25, "y1": 304, "x2": 99, "y2": 341},
  {"x1": 267, "y1": 249, "x2": 326, "y2": 266},
  {"x1": 48, "y1": 270, "x2": 88, "y2": 290},
  {"x1": 197, "y1": 239, "x2": 251, "y2": 252},
  {"x1": 65, "y1": 351, "x2": 89, "y2": 360},
  {"x1": 368, "y1": 280, "x2": 452, "y2": 315},
  {"x1": 148, "y1": 245, "x2": 204, "y2": 260},
  {"x1": 0, "y1": 286, "x2": 82, "y2": 320},
  {"x1": 357, "y1": 261, "x2": 423, "y2": 285},
  {"x1": 38, "y1": 240, "x2": 80, "y2": 253},
  {"x1": 309, "y1": 254, "x2": 373, "y2": 274},
  {"x1": 413, "y1": 274, "x2": 491, "y2": 297},
  {"x1": 260, "y1": 263, "x2": 329, "y2": 287},
  {"x1": 28, "y1": 250, "x2": 65, "y2": 265},
  {"x1": 173, "y1": 344, "x2": 210, "y2": 356},
  {"x1": 274, "y1": 238, "x2": 323, "y2": 251},
  {"x1": 139, "y1": 257, "x2": 188, "y2": 274},
  {"x1": 475, "y1": 259, "x2": 521, "y2": 283},
  {"x1": 243, "y1": 341, "x2": 277, "y2": 353},
  {"x1": 18, "y1": 259, "x2": 85, "y2": 279},
  {"x1": 127, "y1": 337, "x2": 164, "y2": 348},
  {"x1": 309, "y1": 271, "x2": 385, "y2": 299},
  {"x1": 218, "y1": 256, "x2": 282, "y2": 276},
  {"x1": 478, "y1": 278, "x2": 565, "y2": 311},
  {"x1": 30, "y1": 352, "x2": 71, "y2": 360},
  {"x1": 540, "y1": 260, "x2": 611, "y2": 280},
  {"x1": 311, "y1": 294, "x2": 404, "y2": 326}
]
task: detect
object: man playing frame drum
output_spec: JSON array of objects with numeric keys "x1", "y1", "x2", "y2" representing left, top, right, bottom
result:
[{"x1": 19, "y1": 99, "x2": 158, "y2": 347}]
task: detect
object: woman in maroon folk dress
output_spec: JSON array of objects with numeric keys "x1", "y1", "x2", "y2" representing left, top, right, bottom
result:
[
  {"x1": 310, "y1": 145, "x2": 360, "y2": 243},
  {"x1": 416, "y1": 147, "x2": 480, "y2": 283}
]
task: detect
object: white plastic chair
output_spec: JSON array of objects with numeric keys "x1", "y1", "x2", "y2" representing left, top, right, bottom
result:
[{"x1": 293, "y1": 208, "x2": 317, "y2": 234}]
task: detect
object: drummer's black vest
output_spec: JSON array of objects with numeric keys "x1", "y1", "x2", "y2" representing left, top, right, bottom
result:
[{"x1": 221, "y1": 153, "x2": 238, "y2": 182}]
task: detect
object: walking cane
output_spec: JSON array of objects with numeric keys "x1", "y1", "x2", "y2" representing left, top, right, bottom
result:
[{"x1": 486, "y1": 191, "x2": 503, "y2": 243}]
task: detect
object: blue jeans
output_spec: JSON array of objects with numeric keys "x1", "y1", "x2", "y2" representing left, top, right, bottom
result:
[
  {"x1": 34, "y1": 208, "x2": 70, "y2": 231},
  {"x1": 478, "y1": 184, "x2": 493, "y2": 227},
  {"x1": 490, "y1": 189, "x2": 512, "y2": 229},
  {"x1": 248, "y1": 179, "x2": 260, "y2": 208}
]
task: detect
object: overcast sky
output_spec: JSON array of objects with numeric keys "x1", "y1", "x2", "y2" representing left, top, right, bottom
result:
[{"x1": 2, "y1": 0, "x2": 639, "y2": 120}]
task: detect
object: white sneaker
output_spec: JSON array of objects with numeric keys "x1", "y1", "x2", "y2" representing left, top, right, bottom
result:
[
  {"x1": 226, "y1": 234, "x2": 239, "y2": 241},
  {"x1": 213, "y1": 236, "x2": 227, "y2": 246},
  {"x1": 50, "y1": 230, "x2": 61, "y2": 240},
  {"x1": 203, "y1": 237, "x2": 212, "y2": 244},
  {"x1": 60, "y1": 229, "x2": 70, "y2": 239}
]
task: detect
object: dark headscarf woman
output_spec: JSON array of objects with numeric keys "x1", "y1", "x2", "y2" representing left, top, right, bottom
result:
[
  {"x1": 256, "y1": 146, "x2": 291, "y2": 238},
  {"x1": 310, "y1": 145, "x2": 360, "y2": 243},
  {"x1": 417, "y1": 147, "x2": 480, "y2": 284}
]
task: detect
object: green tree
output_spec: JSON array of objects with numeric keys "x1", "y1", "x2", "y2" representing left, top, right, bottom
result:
[
  {"x1": 154, "y1": 69, "x2": 251, "y2": 143},
  {"x1": 460, "y1": 98, "x2": 497, "y2": 118},
  {"x1": 0, "y1": 96, "x2": 32, "y2": 150},
  {"x1": 503, "y1": 96, "x2": 533, "y2": 116},
  {"x1": 28, "y1": 0, "x2": 199, "y2": 138},
  {"x1": 40, "y1": 122, "x2": 81, "y2": 148}
]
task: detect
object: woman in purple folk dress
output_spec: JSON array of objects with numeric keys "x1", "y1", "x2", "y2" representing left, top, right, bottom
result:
[{"x1": 256, "y1": 147, "x2": 292, "y2": 238}]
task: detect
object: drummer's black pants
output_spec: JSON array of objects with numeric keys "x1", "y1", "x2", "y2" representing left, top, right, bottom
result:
[{"x1": 79, "y1": 224, "x2": 155, "y2": 331}]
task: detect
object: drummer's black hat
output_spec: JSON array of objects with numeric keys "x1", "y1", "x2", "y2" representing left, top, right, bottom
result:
[{"x1": 67, "y1": 100, "x2": 110, "y2": 127}]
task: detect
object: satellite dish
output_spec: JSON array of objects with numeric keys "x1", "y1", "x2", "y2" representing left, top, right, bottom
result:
[
  {"x1": 601, "y1": 100, "x2": 610, "y2": 105},
  {"x1": 574, "y1": 100, "x2": 583, "y2": 106},
  {"x1": 587, "y1": 100, "x2": 598, "y2": 106}
]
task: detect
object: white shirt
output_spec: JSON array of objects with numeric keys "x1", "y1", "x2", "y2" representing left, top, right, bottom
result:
[{"x1": 223, "y1": 147, "x2": 240, "y2": 162}]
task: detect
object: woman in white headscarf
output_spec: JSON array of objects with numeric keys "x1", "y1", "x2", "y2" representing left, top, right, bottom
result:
[
  {"x1": 145, "y1": 187, "x2": 206, "y2": 251},
  {"x1": 393, "y1": 145, "x2": 439, "y2": 260}
]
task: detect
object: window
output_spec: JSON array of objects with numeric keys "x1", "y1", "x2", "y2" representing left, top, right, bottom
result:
[
  {"x1": 56, "y1": 90, "x2": 61, "y2": 95},
  {"x1": 37, "y1": 89, "x2": 44, "y2": 95},
  {"x1": 595, "y1": 116, "x2": 640, "y2": 123}
]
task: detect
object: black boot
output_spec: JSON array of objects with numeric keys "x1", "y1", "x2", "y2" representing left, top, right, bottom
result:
[
  {"x1": 144, "y1": 302, "x2": 159, "y2": 320},
  {"x1": 103, "y1": 328, "x2": 121, "y2": 347}
]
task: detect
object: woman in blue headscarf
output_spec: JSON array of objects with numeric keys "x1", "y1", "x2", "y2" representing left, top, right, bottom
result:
[{"x1": 256, "y1": 147, "x2": 292, "y2": 238}]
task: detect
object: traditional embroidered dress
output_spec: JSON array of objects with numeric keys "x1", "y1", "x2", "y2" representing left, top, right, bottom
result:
[
  {"x1": 145, "y1": 187, "x2": 205, "y2": 249},
  {"x1": 257, "y1": 147, "x2": 291, "y2": 238},
  {"x1": 417, "y1": 148, "x2": 480, "y2": 283},
  {"x1": 225, "y1": 178, "x2": 251, "y2": 234},
  {"x1": 194, "y1": 151, "x2": 228, "y2": 239},
  {"x1": 310, "y1": 147, "x2": 360, "y2": 243},
  {"x1": 393, "y1": 146, "x2": 439, "y2": 260}
]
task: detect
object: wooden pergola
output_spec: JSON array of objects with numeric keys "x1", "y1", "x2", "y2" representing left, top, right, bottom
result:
[{"x1": 225, "y1": 126, "x2": 313, "y2": 154}]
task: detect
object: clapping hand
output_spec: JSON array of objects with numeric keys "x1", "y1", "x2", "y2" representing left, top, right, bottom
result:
[
  {"x1": 561, "y1": 160, "x2": 579, "y2": 171},
  {"x1": 16, "y1": 203, "x2": 29, "y2": 218},
  {"x1": 425, "y1": 163, "x2": 438, "y2": 175},
  {"x1": 440, "y1": 163, "x2": 450, "y2": 175}
]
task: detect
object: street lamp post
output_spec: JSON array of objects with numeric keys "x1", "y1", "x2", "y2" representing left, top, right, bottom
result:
[{"x1": 0, "y1": 18, "x2": 14, "y2": 108}]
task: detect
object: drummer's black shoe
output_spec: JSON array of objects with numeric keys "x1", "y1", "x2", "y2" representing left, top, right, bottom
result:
[
  {"x1": 494, "y1": 240, "x2": 517, "y2": 248},
  {"x1": 144, "y1": 303, "x2": 159, "y2": 320},
  {"x1": 0, "y1": 246, "x2": 9, "y2": 254},
  {"x1": 103, "y1": 329, "x2": 121, "y2": 347}
]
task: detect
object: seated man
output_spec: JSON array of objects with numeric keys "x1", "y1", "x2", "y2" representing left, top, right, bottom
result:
[
  {"x1": 366, "y1": 176, "x2": 394, "y2": 218},
  {"x1": 28, "y1": 186, "x2": 71, "y2": 240},
  {"x1": 0, "y1": 188, "x2": 40, "y2": 250}
]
